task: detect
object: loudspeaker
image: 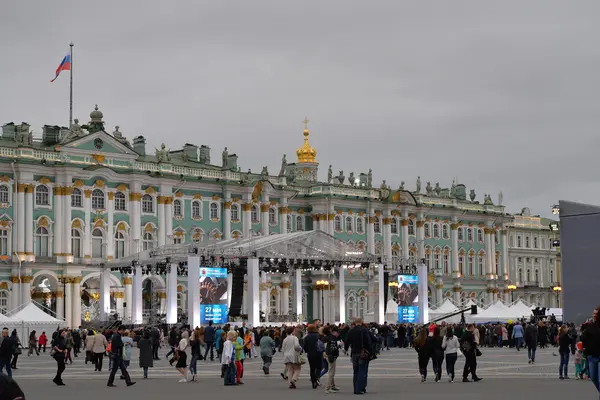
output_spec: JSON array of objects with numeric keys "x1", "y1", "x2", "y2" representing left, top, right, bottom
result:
[
  {"x1": 383, "y1": 271, "x2": 389, "y2": 313},
  {"x1": 229, "y1": 267, "x2": 245, "y2": 317}
]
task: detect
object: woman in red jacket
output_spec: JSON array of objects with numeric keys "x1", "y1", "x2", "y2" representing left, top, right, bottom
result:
[{"x1": 38, "y1": 332, "x2": 48, "y2": 353}]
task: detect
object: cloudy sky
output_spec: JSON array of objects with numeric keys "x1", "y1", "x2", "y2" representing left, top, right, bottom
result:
[{"x1": 1, "y1": 1, "x2": 599, "y2": 217}]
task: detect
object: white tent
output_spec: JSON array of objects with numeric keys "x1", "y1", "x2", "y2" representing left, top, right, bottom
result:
[
  {"x1": 0, "y1": 312, "x2": 14, "y2": 322},
  {"x1": 473, "y1": 301, "x2": 523, "y2": 322},
  {"x1": 385, "y1": 299, "x2": 399, "y2": 323},
  {"x1": 509, "y1": 301, "x2": 533, "y2": 319},
  {"x1": 432, "y1": 299, "x2": 459, "y2": 314},
  {"x1": 7, "y1": 302, "x2": 67, "y2": 344}
]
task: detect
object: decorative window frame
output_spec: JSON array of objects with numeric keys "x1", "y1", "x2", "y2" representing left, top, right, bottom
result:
[
  {"x1": 0, "y1": 184, "x2": 11, "y2": 208},
  {"x1": 373, "y1": 216, "x2": 381, "y2": 234},
  {"x1": 477, "y1": 250, "x2": 486, "y2": 277},
  {"x1": 34, "y1": 184, "x2": 52, "y2": 209},
  {"x1": 424, "y1": 222, "x2": 431, "y2": 238},
  {"x1": 458, "y1": 226, "x2": 464, "y2": 242},
  {"x1": 113, "y1": 191, "x2": 128, "y2": 213},
  {"x1": 191, "y1": 199, "x2": 203, "y2": 221},
  {"x1": 209, "y1": 201, "x2": 221, "y2": 222},
  {"x1": 231, "y1": 230, "x2": 242, "y2": 239},
  {"x1": 230, "y1": 203, "x2": 240, "y2": 223},
  {"x1": 91, "y1": 188, "x2": 106, "y2": 211},
  {"x1": 356, "y1": 217, "x2": 365, "y2": 234},
  {"x1": 34, "y1": 216, "x2": 53, "y2": 257},
  {"x1": 467, "y1": 228, "x2": 473, "y2": 243},
  {"x1": 192, "y1": 228, "x2": 205, "y2": 244},
  {"x1": 0, "y1": 219, "x2": 13, "y2": 258},
  {"x1": 433, "y1": 223, "x2": 440, "y2": 239},
  {"x1": 209, "y1": 228, "x2": 222, "y2": 241},
  {"x1": 172, "y1": 226, "x2": 186, "y2": 245},
  {"x1": 407, "y1": 219, "x2": 415, "y2": 236},
  {"x1": 90, "y1": 226, "x2": 106, "y2": 260},
  {"x1": 296, "y1": 215, "x2": 304, "y2": 232},
  {"x1": 345, "y1": 215, "x2": 353, "y2": 234},
  {"x1": 477, "y1": 228, "x2": 484, "y2": 244},
  {"x1": 268, "y1": 207, "x2": 278, "y2": 227},
  {"x1": 114, "y1": 229, "x2": 129, "y2": 259},
  {"x1": 251, "y1": 205, "x2": 260, "y2": 224},
  {"x1": 442, "y1": 224, "x2": 450, "y2": 240},
  {"x1": 141, "y1": 194, "x2": 156, "y2": 216},
  {"x1": 390, "y1": 217, "x2": 398, "y2": 235},
  {"x1": 71, "y1": 187, "x2": 83, "y2": 209},
  {"x1": 173, "y1": 198, "x2": 184, "y2": 220},
  {"x1": 334, "y1": 215, "x2": 342, "y2": 233}
]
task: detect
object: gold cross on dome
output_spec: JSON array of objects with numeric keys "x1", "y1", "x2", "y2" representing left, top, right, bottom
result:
[{"x1": 303, "y1": 117, "x2": 310, "y2": 130}]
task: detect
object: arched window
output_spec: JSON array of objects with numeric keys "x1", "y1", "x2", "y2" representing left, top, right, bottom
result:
[
  {"x1": 468, "y1": 255, "x2": 474, "y2": 276},
  {"x1": 114, "y1": 192, "x2": 126, "y2": 211},
  {"x1": 390, "y1": 218, "x2": 398, "y2": 234},
  {"x1": 0, "y1": 290, "x2": 7, "y2": 315},
  {"x1": 71, "y1": 188, "x2": 82, "y2": 207},
  {"x1": 173, "y1": 199, "x2": 182, "y2": 217},
  {"x1": 231, "y1": 204, "x2": 239, "y2": 221},
  {"x1": 0, "y1": 186, "x2": 8, "y2": 204},
  {"x1": 442, "y1": 224, "x2": 449, "y2": 239},
  {"x1": 143, "y1": 231, "x2": 154, "y2": 251},
  {"x1": 91, "y1": 228, "x2": 104, "y2": 258},
  {"x1": 478, "y1": 254, "x2": 485, "y2": 276},
  {"x1": 115, "y1": 231, "x2": 125, "y2": 259},
  {"x1": 251, "y1": 205, "x2": 259, "y2": 223},
  {"x1": 358, "y1": 296, "x2": 366, "y2": 319},
  {"x1": 526, "y1": 269, "x2": 531, "y2": 282},
  {"x1": 535, "y1": 269, "x2": 539, "y2": 283},
  {"x1": 550, "y1": 269, "x2": 554, "y2": 283},
  {"x1": 296, "y1": 216, "x2": 304, "y2": 231},
  {"x1": 510, "y1": 235, "x2": 514, "y2": 247},
  {"x1": 142, "y1": 194, "x2": 154, "y2": 213},
  {"x1": 72, "y1": 229, "x2": 81, "y2": 258},
  {"x1": 477, "y1": 229, "x2": 483, "y2": 243},
  {"x1": 356, "y1": 218, "x2": 364, "y2": 234},
  {"x1": 533, "y1": 237, "x2": 538, "y2": 249},
  {"x1": 268, "y1": 208, "x2": 276, "y2": 224},
  {"x1": 374, "y1": 217, "x2": 381, "y2": 233},
  {"x1": 467, "y1": 228, "x2": 473, "y2": 242},
  {"x1": 91, "y1": 189, "x2": 105, "y2": 209},
  {"x1": 434, "y1": 251, "x2": 440, "y2": 272},
  {"x1": 424, "y1": 223, "x2": 430, "y2": 238},
  {"x1": 192, "y1": 201, "x2": 202, "y2": 218},
  {"x1": 35, "y1": 185, "x2": 49, "y2": 206},
  {"x1": 525, "y1": 236, "x2": 530, "y2": 248},
  {"x1": 458, "y1": 255, "x2": 465, "y2": 275},
  {"x1": 35, "y1": 226, "x2": 49, "y2": 257},
  {"x1": 347, "y1": 296, "x2": 355, "y2": 320},
  {"x1": 518, "y1": 268, "x2": 523, "y2": 282},
  {"x1": 433, "y1": 224, "x2": 440, "y2": 238},
  {"x1": 408, "y1": 219, "x2": 415, "y2": 235},
  {"x1": 458, "y1": 227, "x2": 464, "y2": 241},
  {"x1": 334, "y1": 216, "x2": 342, "y2": 232},
  {"x1": 210, "y1": 203, "x2": 219, "y2": 220},
  {"x1": 517, "y1": 235, "x2": 522, "y2": 247},
  {"x1": 0, "y1": 230, "x2": 8, "y2": 256},
  {"x1": 443, "y1": 251, "x2": 449, "y2": 274},
  {"x1": 346, "y1": 217, "x2": 353, "y2": 232}
]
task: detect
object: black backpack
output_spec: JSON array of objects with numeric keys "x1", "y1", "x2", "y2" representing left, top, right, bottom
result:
[{"x1": 325, "y1": 337, "x2": 339, "y2": 361}]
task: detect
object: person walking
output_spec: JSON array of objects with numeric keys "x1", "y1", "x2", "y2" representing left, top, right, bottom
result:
[
  {"x1": 414, "y1": 328, "x2": 430, "y2": 382},
  {"x1": 344, "y1": 320, "x2": 373, "y2": 395},
  {"x1": 259, "y1": 329, "x2": 275, "y2": 374},
  {"x1": 324, "y1": 325, "x2": 341, "y2": 393},
  {"x1": 52, "y1": 329, "x2": 67, "y2": 386},
  {"x1": 175, "y1": 331, "x2": 189, "y2": 383},
  {"x1": 461, "y1": 324, "x2": 482, "y2": 382},
  {"x1": 429, "y1": 327, "x2": 445, "y2": 382},
  {"x1": 442, "y1": 327, "x2": 460, "y2": 382},
  {"x1": 38, "y1": 331, "x2": 48, "y2": 353},
  {"x1": 106, "y1": 329, "x2": 136, "y2": 388},
  {"x1": 0, "y1": 328, "x2": 14, "y2": 377},
  {"x1": 204, "y1": 321, "x2": 216, "y2": 361},
  {"x1": 282, "y1": 326, "x2": 302, "y2": 389},
  {"x1": 28, "y1": 331, "x2": 39, "y2": 356},
  {"x1": 151, "y1": 327, "x2": 161, "y2": 361},
  {"x1": 92, "y1": 330, "x2": 107, "y2": 371},
  {"x1": 9, "y1": 331, "x2": 21, "y2": 370},
  {"x1": 137, "y1": 331, "x2": 153, "y2": 379},
  {"x1": 512, "y1": 322, "x2": 524, "y2": 351},
  {"x1": 558, "y1": 325, "x2": 572, "y2": 379},
  {"x1": 189, "y1": 327, "x2": 202, "y2": 382},
  {"x1": 303, "y1": 324, "x2": 322, "y2": 389},
  {"x1": 582, "y1": 306, "x2": 600, "y2": 395},
  {"x1": 525, "y1": 322, "x2": 539, "y2": 364}
]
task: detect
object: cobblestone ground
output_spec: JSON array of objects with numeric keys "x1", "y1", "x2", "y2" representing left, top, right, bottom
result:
[{"x1": 13, "y1": 346, "x2": 598, "y2": 399}]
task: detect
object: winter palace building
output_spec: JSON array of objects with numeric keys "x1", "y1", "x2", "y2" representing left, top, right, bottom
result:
[{"x1": 0, "y1": 106, "x2": 561, "y2": 326}]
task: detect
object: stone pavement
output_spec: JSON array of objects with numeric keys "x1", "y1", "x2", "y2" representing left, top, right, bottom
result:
[{"x1": 10, "y1": 346, "x2": 598, "y2": 399}]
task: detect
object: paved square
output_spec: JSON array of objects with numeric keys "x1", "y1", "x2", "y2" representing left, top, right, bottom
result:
[{"x1": 11, "y1": 346, "x2": 598, "y2": 399}]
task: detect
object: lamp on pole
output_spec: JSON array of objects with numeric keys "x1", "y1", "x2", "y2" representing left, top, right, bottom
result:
[
  {"x1": 316, "y1": 280, "x2": 329, "y2": 322},
  {"x1": 552, "y1": 285, "x2": 562, "y2": 307},
  {"x1": 507, "y1": 284, "x2": 517, "y2": 303}
]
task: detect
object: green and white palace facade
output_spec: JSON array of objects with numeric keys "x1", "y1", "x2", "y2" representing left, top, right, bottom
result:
[{"x1": 0, "y1": 106, "x2": 560, "y2": 326}]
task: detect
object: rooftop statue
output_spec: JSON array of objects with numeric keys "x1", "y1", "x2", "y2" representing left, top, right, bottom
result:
[
  {"x1": 470, "y1": 189, "x2": 476, "y2": 202},
  {"x1": 240, "y1": 169, "x2": 251, "y2": 184},
  {"x1": 399, "y1": 181, "x2": 405, "y2": 190},
  {"x1": 349, "y1": 172, "x2": 356, "y2": 186},
  {"x1": 498, "y1": 191, "x2": 503, "y2": 205},
  {"x1": 327, "y1": 165, "x2": 333, "y2": 184},
  {"x1": 279, "y1": 154, "x2": 287, "y2": 176},
  {"x1": 367, "y1": 169, "x2": 373, "y2": 187},
  {"x1": 222, "y1": 147, "x2": 228, "y2": 168},
  {"x1": 261, "y1": 166, "x2": 269, "y2": 180},
  {"x1": 484, "y1": 193, "x2": 494, "y2": 205},
  {"x1": 434, "y1": 182, "x2": 441, "y2": 196},
  {"x1": 155, "y1": 143, "x2": 170, "y2": 163},
  {"x1": 450, "y1": 178, "x2": 457, "y2": 198},
  {"x1": 338, "y1": 170, "x2": 345, "y2": 185},
  {"x1": 425, "y1": 181, "x2": 432, "y2": 195},
  {"x1": 380, "y1": 180, "x2": 388, "y2": 189},
  {"x1": 416, "y1": 176, "x2": 421, "y2": 193},
  {"x1": 112, "y1": 126, "x2": 130, "y2": 147},
  {"x1": 287, "y1": 167, "x2": 296, "y2": 184}
]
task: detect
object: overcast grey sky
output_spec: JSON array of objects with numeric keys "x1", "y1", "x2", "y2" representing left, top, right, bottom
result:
[{"x1": 1, "y1": 1, "x2": 599, "y2": 217}]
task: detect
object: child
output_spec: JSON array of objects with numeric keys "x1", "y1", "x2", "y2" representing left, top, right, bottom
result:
[
  {"x1": 575, "y1": 341, "x2": 588, "y2": 380},
  {"x1": 234, "y1": 332, "x2": 245, "y2": 384}
]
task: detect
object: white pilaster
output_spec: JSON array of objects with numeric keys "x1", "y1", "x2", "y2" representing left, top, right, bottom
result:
[
  {"x1": 165, "y1": 198, "x2": 173, "y2": 243},
  {"x1": 24, "y1": 186, "x2": 33, "y2": 261},
  {"x1": 16, "y1": 186, "x2": 24, "y2": 260},
  {"x1": 55, "y1": 291, "x2": 64, "y2": 320},
  {"x1": 295, "y1": 268, "x2": 302, "y2": 320},
  {"x1": 260, "y1": 272, "x2": 268, "y2": 319},
  {"x1": 417, "y1": 262, "x2": 429, "y2": 323},
  {"x1": 367, "y1": 215, "x2": 375, "y2": 254},
  {"x1": 72, "y1": 278, "x2": 81, "y2": 328},
  {"x1": 64, "y1": 187, "x2": 72, "y2": 261},
  {"x1": 261, "y1": 204, "x2": 269, "y2": 236},
  {"x1": 53, "y1": 191, "x2": 63, "y2": 258},
  {"x1": 130, "y1": 188, "x2": 142, "y2": 253},
  {"x1": 224, "y1": 200, "x2": 232, "y2": 240},
  {"x1": 99, "y1": 269, "x2": 111, "y2": 321},
  {"x1": 226, "y1": 272, "x2": 233, "y2": 309},
  {"x1": 377, "y1": 263, "x2": 385, "y2": 324},
  {"x1": 166, "y1": 263, "x2": 178, "y2": 324},
  {"x1": 338, "y1": 267, "x2": 346, "y2": 324},
  {"x1": 416, "y1": 216, "x2": 425, "y2": 260},
  {"x1": 64, "y1": 281, "x2": 72, "y2": 327},
  {"x1": 451, "y1": 222, "x2": 459, "y2": 275},
  {"x1": 157, "y1": 197, "x2": 166, "y2": 246},
  {"x1": 281, "y1": 275, "x2": 290, "y2": 316},
  {"x1": 247, "y1": 258, "x2": 260, "y2": 327},
  {"x1": 383, "y1": 215, "x2": 392, "y2": 266},
  {"x1": 132, "y1": 265, "x2": 143, "y2": 324},
  {"x1": 106, "y1": 193, "x2": 114, "y2": 260},
  {"x1": 242, "y1": 202, "x2": 252, "y2": 238},
  {"x1": 313, "y1": 286, "x2": 321, "y2": 321},
  {"x1": 21, "y1": 276, "x2": 31, "y2": 305},
  {"x1": 401, "y1": 218, "x2": 410, "y2": 262},
  {"x1": 327, "y1": 211, "x2": 334, "y2": 236},
  {"x1": 187, "y1": 256, "x2": 200, "y2": 329},
  {"x1": 124, "y1": 275, "x2": 133, "y2": 322},
  {"x1": 502, "y1": 229, "x2": 509, "y2": 280},
  {"x1": 116, "y1": 293, "x2": 124, "y2": 319},
  {"x1": 280, "y1": 198, "x2": 288, "y2": 234},
  {"x1": 83, "y1": 190, "x2": 91, "y2": 263}
]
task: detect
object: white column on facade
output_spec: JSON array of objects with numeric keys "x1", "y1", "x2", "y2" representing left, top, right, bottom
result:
[
  {"x1": 14, "y1": 185, "x2": 24, "y2": 260},
  {"x1": 313, "y1": 285, "x2": 321, "y2": 321},
  {"x1": 401, "y1": 218, "x2": 410, "y2": 262},
  {"x1": 367, "y1": 215, "x2": 375, "y2": 255},
  {"x1": 132, "y1": 265, "x2": 143, "y2": 324},
  {"x1": 451, "y1": 221, "x2": 460, "y2": 275},
  {"x1": 247, "y1": 258, "x2": 260, "y2": 327},
  {"x1": 484, "y1": 227, "x2": 494, "y2": 304},
  {"x1": 99, "y1": 269, "x2": 111, "y2": 321},
  {"x1": 295, "y1": 268, "x2": 302, "y2": 320},
  {"x1": 242, "y1": 202, "x2": 252, "y2": 238},
  {"x1": 157, "y1": 196, "x2": 166, "y2": 246},
  {"x1": 166, "y1": 262, "x2": 178, "y2": 324},
  {"x1": 226, "y1": 272, "x2": 233, "y2": 309},
  {"x1": 64, "y1": 186, "x2": 73, "y2": 260},
  {"x1": 416, "y1": 217, "x2": 425, "y2": 260},
  {"x1": 418, "y1": 262, "x2": 429, "y2": 323},
  {"x1": 260, "y1": 272, "x2": 268, "y2": 318},
  {"x1": 377, "y1": 263, "x2": 385, "y2": 324},
  {"x1": 25, "y1": 185, "x2": 33, "y2": 260},
  {"x1": 187, "y1": 256, "x2": 200, "y2": 328},
  {"x1": 72, "y1": 277, "x2": 81, "y2": 327},
  {"x1": 502, "y1": 229, "x2": 509, "y2": 280},
  {"x1": 261, "y1": 194, "x2": 270, "y2": 236},
  {"x1": 10, "y1": 268, "x2": 20, "y2": 311},
  {"x1": 124, "y1": 275, "x2": 133, "y2": 321},
  {"x1": 53, "y1": 189, "x2": 63, "y2": 258},
  {"x1": 159, "y1": 291, "x2": 166, "y2": 315},
  {"x1": 280, "y1": 274, "x2": 290, "y2": 316},
  {"x1": 106, "y1": 193, "x2": 114, "y2": 260},
  {"x1": 338, "y1": 266, "x2": 346, "y2": 324},
  {"x1": 327, "y1": 210, "x2": 334, "y2": 236},
  {"x1": 383, "y1": 214, "x2": 392, "y2": 266},
  {"x1": 115, "y1": 292, "x2": 124, "y2": 319},
  {"x1": 21, "y1": 274, "x2": 32, "y2": 305},
  {"x1": 55, "y1": 291, "x2": 64, "y2": 320},
  {"x1": 83, "y1": 189, "x2": 92, "y2": 262},
  {"x1": 224, "y1": 198, "x2": 232, "y2": 240},
  {"x1": 242, "y1": 281, "x2": 248, "y2": 315},
  {"x1": 130, "y1": 188, "x2": 142, "y2": 253},
  {"x1": 64, "y1": 280, "x2": 72, "y2": 327},
  {"x1": 165, "y1": 197, "x2": 173, "y2": 243}
]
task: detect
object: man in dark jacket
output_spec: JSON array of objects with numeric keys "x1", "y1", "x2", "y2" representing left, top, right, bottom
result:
[
  {"x1": 525, "y1": 323, "x2": 538, "y2": 363},
  {"x1": 0, "y1": 328, "x2": 14, "y2": 377},
  {"x1": 151, "y1": 328, "x2": 160, "y2": 360},
  {"x1": 204, "y1": 321, "x2": 216, "y2": 361},
  {"x1": 0, "y1": 374, "x2": 25, "y2": 400},
  {"x1": 344, "y1": 320, "x2": 372, "y2": 395},
  {"x1": 582, "y1": 307, "x2": 600, "y2": 393},
  {"x1": 461, "y1": 325, "x2": 481, "y2": 382},
  {"x1": 107, "y1": 329, "x2": 136, "y2": 388}
]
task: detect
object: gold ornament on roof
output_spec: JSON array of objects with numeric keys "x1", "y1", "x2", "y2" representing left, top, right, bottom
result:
[{"x1": 296, "y1": 117, "x2": 317, "y2": 163}]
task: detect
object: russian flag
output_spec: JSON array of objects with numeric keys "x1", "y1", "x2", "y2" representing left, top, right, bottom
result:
[{"x1": 50, "y1": 53, "x2": 71, "y2": 82}]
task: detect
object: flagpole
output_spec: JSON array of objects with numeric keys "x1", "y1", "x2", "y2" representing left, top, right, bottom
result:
[{"x1": 69, "y1": 42, "x2": 74, "y2": 128}]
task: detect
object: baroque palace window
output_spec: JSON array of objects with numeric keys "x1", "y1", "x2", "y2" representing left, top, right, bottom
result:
[
  {"x1": 71, "y1": 188, "x2": 82, "y2": 207},
  {"x1": 0, "y1": 230, "x2": 8, "y2": 256},
  {"x1": 408, "y1": 219, "x2": 415, "y2": 235},
  {"x1": 142, "y1": 194, "x2": 154, "y2": 213},
  {"x1": 35, "y1": 185, "x2": 49, "y2": 206},
  {"x1": 91, "y1": 189, "x2": 105, "y2": 210},
  {"x1": 35, "y1": 226, "x2": 49, "y2": 257},
  {"x1": 356, "y1": 217, "x2": 364, "y2": 234},
  {"x1": 0, "y1": 186, "x2": 9, "y2": 203},
  {"x1": 114, "y1": 192, "x2": 126, "y2": 211}
]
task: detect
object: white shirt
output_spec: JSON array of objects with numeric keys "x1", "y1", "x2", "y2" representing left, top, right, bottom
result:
[{"x1": 442, "y1": 335, "x2": 460, "y2": 354}]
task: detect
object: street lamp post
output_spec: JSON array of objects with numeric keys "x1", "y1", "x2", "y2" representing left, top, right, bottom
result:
[
  {"x1": 507, "y1": 284, "x2": 517, "y2": 303},
  {"x1": 316, "y1": 280, "x2": 329, "y2": 322},
  {"x1": 553, "y1": 285, "x2": 562, "y2": 307}
]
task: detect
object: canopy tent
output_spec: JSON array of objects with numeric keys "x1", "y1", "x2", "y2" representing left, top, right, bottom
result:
[
  {"x1": 385, "y1": 299, "x2": 399, "y2": 323},
  {"x1": 108, "y1": 230, "x2": 378, "y2": 268},
  {"x1": 428, "y1": 299, "x2": 461, "y2": 323},
  {"x1": 7, "y1": 302, "x2": 67, "y2": 344},
  {"x1": 509, "y1": 301, "x2": 533, "y2": 319},
  {"x1": 0, "y1": 312, "x2": 14, "y2": 322},
  {"x1": 473, "y1": 301, "x2": 521, "y2": 323}
]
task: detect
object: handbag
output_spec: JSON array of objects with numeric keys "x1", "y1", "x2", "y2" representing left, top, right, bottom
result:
[
  {"x1": 297, "y1": 351, "x2": 306, "y2": 365},
  {"x1": 14, "y1": 347, "x2": 22, "y2": 356},
  {"x1": 359, "y1": 329, "x2": 370, "y2": 361},
  {"x1": 475, "y1": 348, "x2": 482, "y2": 357}
]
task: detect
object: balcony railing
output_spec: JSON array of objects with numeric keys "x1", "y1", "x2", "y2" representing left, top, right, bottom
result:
[{"x1": 523, "y1": 281, "x2": 539, "y2": 287}]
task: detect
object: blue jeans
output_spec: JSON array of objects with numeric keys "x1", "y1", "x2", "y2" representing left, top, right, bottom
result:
[
  {"x1": 588, "y1": 356, "x2": 599, "y2": 394},
  {"x1": 351, "y1": 354, "x2": 368, "y2": 394},
  {"x1": 320, "y1": 356, "x2": 328, "y2": 378},
  {"x1": 143, "y1": 366, "x2": 148, "y2": 378},
  {"x1": 559, "y1": 351, "x2": 570, "y2": 377},
  {"x1": 527, "y1": 345, "x2": 536, "y2": 362},
  {"x1": 0, "y1": 358, "x2": 11, "y2": 377},
  {"x1": 514, "y1": 337, "x2": 522, "y2": 349}
]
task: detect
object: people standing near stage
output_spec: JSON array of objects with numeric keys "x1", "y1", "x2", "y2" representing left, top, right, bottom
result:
[
  {"x1": 525, "y1": 322, "x2": 538, "y2": 364},
  {"x1": 512, "y1": 322, "x2": 524, "y2": 351},
  {"x1": 137, "y1": 331, "x2": 153, "y2": 379},
  {"x1": 203, "y1": 321, "x2": 216, "y2": 361},
  {"x1": 92, "y1": 330, "x2": 107, "y2": 372}
]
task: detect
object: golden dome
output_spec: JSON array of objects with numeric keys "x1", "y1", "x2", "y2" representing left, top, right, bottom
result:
[{"x1": 296, "y1": 119, "x2": 317, "y2": 163}]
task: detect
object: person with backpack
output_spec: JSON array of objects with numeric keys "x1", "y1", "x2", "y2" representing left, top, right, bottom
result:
[
  {"x1": 303, "y1": 324, "x2": 322, "y2": 389},
  {"x1": 324, "y1": 326, "x2": 340, "y2": 393}
]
